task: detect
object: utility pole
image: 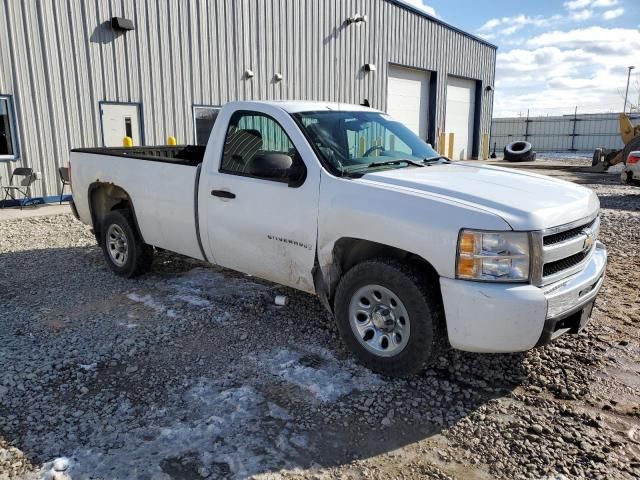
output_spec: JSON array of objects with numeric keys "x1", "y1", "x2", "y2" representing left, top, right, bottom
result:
[{"x1": 623, "y1": 65, "x2": 635, "y2": 113}]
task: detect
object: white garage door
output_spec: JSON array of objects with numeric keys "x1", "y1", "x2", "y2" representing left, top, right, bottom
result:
[
  {"x1": 386, "y1": 65, "x2": 430, "y2": 140},
  {"x1": 100, "y1": 103, "x2": 142, "y2": 147},
  {"x1": 445, "y1": 77, "x2": 476, "y2": 160}
]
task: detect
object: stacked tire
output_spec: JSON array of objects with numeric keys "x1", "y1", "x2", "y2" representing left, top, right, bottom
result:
[{"x1": 503, "y1": 141, "x2": 536, "y2": 162}]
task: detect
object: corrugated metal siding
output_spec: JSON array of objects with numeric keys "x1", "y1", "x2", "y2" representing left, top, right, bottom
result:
[
  {"x1": 491, "y1": 113, "x2": 640, "y2": 152},
  {"x1": 0, "y1": 0, "x2": 495, "y2": 198}
]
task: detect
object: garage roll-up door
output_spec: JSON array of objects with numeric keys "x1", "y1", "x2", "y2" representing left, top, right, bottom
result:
[
  {"x1": 445, "y1": 77, "x2": 476, "y2": 160},
  {"x1": 387, "y1": 65, "x2": 430, "y2": 140}
]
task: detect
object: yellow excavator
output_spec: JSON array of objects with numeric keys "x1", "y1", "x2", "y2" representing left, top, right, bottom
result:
[{"x1": 591, "y1": 113, "x2": 640, "y2": 171}]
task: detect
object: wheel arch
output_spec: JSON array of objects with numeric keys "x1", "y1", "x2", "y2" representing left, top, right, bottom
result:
[
  {"x1": 314, "y1": 237, "x2": 442, "y2": 312},
  {"x1": 88, "y1": 182, "x2": 145, "y2": 243}
]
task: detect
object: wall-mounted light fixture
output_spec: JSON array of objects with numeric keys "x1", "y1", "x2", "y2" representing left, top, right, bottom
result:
[
  {"x1": 111, "y1": 17, "x2": 135, "y2": 31},
  {"x1": 346, "y1": 13, "x2": 367, "y2": 25},
  {"x1": 274, "y1": 73, "x2": 283, "y2": 82},
  {"x1": 244, "y1": 69, "x2": 254, "y2": 79},
  {"x1": 363, "y1": 63, "x2": 376, "y2": 72},
  {"x1": 485, "y1": 85, "x2": 493, "y2": 92}
]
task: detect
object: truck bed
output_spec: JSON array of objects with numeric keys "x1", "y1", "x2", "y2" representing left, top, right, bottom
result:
[
  {"x1": 70, "y1": 146, "x2": 205, "y2": 261},
  {"x1": 71, "y1": 145, "x2": 205, "y2": 166}
]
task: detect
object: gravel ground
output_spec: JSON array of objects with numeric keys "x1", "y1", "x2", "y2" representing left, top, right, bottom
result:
[{"x1": 1, "y1": 165, "x2": 639, "y2": 480}]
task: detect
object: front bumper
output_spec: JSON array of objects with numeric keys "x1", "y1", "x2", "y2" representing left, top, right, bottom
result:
[{"x1": 439, "y1": 241, "x2": 607, "y2": 353}]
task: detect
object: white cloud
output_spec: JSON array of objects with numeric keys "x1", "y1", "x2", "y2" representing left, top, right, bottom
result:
[
  {"x1": 476, "y1": 0, "x2": 622, "y2": 39},
  {"x1": 397, "y1": 0, "x2": 437, "y2": 17},
  {"x1": 477, "y1": 14, "x2": 563, "y2": 37},
  {"x1": 602, "y1": 7, "x2": 624, "y2": 20},
  {"x1": 570, "y1": 9, "x2": 593, "y2": 21},
  {"x1": 493, "y1": 27, "x2": 640, "y2": 116},
  {"x1": 592, "y1": 0, "x2": 619, "y2": 7},
  {"x1": 562, "y1": 0, "x2": 619, "y2": 22},
  {"x1": 564, "y1": 0, "x2": 591, "y2": 10},
  {"x1": 564, "y1": 0, "x2": 618, "y2": 9}
]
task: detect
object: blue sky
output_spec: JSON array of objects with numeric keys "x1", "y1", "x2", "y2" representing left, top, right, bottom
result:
[{"x1": 402, "y1": 0, "x2": 640, "y2": 116}]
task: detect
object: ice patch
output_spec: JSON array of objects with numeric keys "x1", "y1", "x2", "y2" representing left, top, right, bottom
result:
[
  {"x1": 169, "y1": 293, "x2": 212, "y2": 307},
  {"x1": 213, "y1": 311, "x2": 232, "y2": 324},
  {"x1": 127, "y1": 293, "x2": 167, "y2": 314},
  {"x1": 259, "y1": 347, "x2": 382, "y2": 403},
  {"x1": 78, "y1": 363, "x2": 97, "y2": 371},
  {"x1": 118, "y1": 322, "x2": 138, "y2": 329},
  {"x1": 44, "y1": 381, "x2": 305, "y2": 479},
  {"x1": 169, "y1": 268, "x2": 267, "y2": 299}
]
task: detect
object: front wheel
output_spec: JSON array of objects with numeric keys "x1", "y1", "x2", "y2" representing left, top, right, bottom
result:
[
  {"x1": 100, "y1": 210, "x2": 153, "y2": 278},
  {"x1": 334, "y1": 259, "x2": 446, "y2": 377}
]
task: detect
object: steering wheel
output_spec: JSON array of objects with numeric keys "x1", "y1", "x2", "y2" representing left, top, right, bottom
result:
[{"x1": 363, "y1": 145, "x2": 385, "y2": 157}]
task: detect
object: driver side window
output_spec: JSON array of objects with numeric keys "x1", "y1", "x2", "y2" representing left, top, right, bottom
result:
[{"x1": 220, "y1": 111, "x2": 300, "y2": 178}]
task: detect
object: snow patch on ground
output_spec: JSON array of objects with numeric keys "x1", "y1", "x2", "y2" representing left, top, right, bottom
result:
[
  {"x1": 169, "y1": 268, "x2": 267, "y2": 300},
  {"x1": 126, "y1": 268, "x2": 266, "y2": 318},
  {"x1": 126, "y1": 293, "x2": 167, "y2": 313},
  {"x1": 118, "y1": 322, "x2": 138, "y2": 329},
  {"x1": 258, "y1": 347, "x2": 382, "y2": 403},
  {"x1": 41, "y1": 381, "x2": 305, "y2": 479},
  {"x1": 169, "y1": 293, "x2": 212, "y2": 307}
]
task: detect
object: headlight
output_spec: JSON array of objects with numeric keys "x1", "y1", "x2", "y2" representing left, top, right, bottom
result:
[{"x1": 456, "y1": 230, "x2": 530, "y2": 282}]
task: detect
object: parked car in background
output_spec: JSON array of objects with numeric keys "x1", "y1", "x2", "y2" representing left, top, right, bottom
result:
[
  {"x1": 622, "y1": 151, "x2": 640, "y2": 186},
  {"x1": 69, "y1": 101, "x2": 607, "y2": 377}
]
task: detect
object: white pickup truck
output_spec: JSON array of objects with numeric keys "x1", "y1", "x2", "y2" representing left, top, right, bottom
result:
[{"x1": 70, "y1": 101, "x2": 607, "y2": 376}]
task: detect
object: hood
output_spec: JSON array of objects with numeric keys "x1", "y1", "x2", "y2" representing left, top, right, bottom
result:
[{"x1": 360, "y1": 162, "x2": 599, "y2": 230}]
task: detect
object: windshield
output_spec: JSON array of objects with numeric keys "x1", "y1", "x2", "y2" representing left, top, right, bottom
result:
[{"x1": 293, "y1": 110, "x2": 442, "y2": 176}]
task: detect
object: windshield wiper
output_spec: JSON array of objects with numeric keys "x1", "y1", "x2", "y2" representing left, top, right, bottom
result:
[
  {"x1": 365, "y1": 159, "x2": 424, "y2": 169},
  {"x1": 423, "y1": 155, "x2": 450, "y2": 164}
]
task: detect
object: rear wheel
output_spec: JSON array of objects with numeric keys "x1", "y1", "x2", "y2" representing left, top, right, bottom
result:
[
  {"x1": 101, "y1": 210, "x2": 153, "y2": 278},
  {"x1": 334, "y1": 258, "x2": 446, "y2": 377}
]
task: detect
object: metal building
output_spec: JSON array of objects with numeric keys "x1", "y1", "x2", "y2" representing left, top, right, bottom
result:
[{"x1": 0, "y1": 0, "x2": 496, "y2": 203}]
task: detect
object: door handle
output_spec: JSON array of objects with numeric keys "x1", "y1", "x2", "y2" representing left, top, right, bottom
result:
[{"x1": 211, "y1": 189, "x2": 236, "y2": 199}]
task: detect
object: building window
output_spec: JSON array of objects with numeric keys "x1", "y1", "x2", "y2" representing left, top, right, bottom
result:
[
  {"x1": 193, "y1": 105, "x2": 221, "y2": 145},
  {"x1": 0, "y1": 95, "x2": 19, "y2": 160}
]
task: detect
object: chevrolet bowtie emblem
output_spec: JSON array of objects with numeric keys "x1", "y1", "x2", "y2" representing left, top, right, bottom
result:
[{"x1": 582, "y1": 229, "x2": 594, "y2": 252}]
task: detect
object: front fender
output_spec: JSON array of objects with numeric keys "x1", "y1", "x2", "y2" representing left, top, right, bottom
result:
[{"x1": 317, "y1": 172, "x2": 511, "y2": 280}]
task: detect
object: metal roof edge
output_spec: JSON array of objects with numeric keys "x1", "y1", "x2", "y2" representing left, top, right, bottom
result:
[{"x1": 385, "y1": 0, "x2": 498, "y2": 50}]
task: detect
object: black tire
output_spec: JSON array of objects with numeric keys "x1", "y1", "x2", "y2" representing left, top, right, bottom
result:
[
  {"x1": 592, "y1": 148, "x2": 603, "y2": 167},
  {"x1": 334, "y1": 258, "x2": 446, "y2": 377},
  {"x1": 504, "y1": 149, "x2": 536, "y2": 162},
  {"x1": 504, "y1": 141, "x2": 533, "y2": 162},
  {"x1": 621, "y1": 136, "x2": 640, "y2": 166},
  {"x1": 602, "y1": 150, "x2": 619, "y2": 170},
  {"x1": 100, "y1": 210, "x2": 153, "y2": 278}
]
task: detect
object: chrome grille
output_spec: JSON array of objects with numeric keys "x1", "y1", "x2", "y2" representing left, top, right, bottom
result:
[
  {"x1": 543, "y1": 218, "x2": 596, "y2": 246},
  {"x1": 531, "y1": 213, "x2": 600, "y2": 286},
  {"x1": 543, "y1": 250, "x2": 589, "y2": 277}
]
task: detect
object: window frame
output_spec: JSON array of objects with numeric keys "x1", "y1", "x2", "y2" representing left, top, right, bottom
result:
[
  {"x1": 0, "y1": 94, "x2": 20, "y2": 161},
  {"x1": 218, "y1": 110, "x2": 306, "y2": 185},
  {"x1": 192, "y1": 104, "x2": 222, "y2": 146}
]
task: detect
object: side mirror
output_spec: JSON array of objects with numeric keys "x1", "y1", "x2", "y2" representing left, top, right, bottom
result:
[{"x1": 247, "y1": 153, "x2": 306, "y2": 187}]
